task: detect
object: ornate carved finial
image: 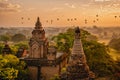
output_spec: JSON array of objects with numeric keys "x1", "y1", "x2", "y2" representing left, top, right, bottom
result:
[
  {"x1": 75, "y1": 27, "x2": 81, "y2": 39},
  {"x1": 35, "y1": 17, "x2": 42, "y2": 29},
  {"x1": 37, "y1": 17, "x2": 39, "y2": 21},
  {"x1": 75, "y1": 27, "x2": 80, "y2": 33}
]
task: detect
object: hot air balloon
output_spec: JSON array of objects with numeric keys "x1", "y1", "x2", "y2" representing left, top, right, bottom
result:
[
  {"x1": 115, "y1": 16, "x2": 117, "y2": 18},
  {"x1": 57, "y1": 18, "x2": 59, "y2": 21},
  {"x1": 67, "y1": 19, "x2": 70, "y2": 21},
  {"x1": 46, "y1": 20, "x2": 48, "y2": 23},
  {"x1": 96, "y1": 19, "x2": 99, "y2": 21},
  {"x1": 85, "y1": 19, "x2": 87, "y2": 24},
  {"x1": 93, "y1": 20, "x2": 96, "y2": 23},
  {"x1": 96, "y1": 15, "x2": 98, "y2": 17},
  {"x1": 28, "y1": 18, "x2": 30, "y2": 20},
  {"x1": 21, "y1": 17, "x2": 24, "y2": 20},
  {"x1": 74, "y1": 18, "x2": 77, "y2": 20}
]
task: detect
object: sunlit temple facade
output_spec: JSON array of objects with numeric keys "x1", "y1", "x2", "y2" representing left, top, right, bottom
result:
[{"x1": 29, "y1": 17, "x2": 48, "y2": 58}]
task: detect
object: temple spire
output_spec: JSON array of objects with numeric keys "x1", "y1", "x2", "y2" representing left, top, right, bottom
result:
[
  {"x1": 75, "y1": 27, "x2": 81, "y2": 39},
  {"x1": 35, "y1": 17, "x2": 42, "y2": 29},
  {"x1": 66, "y1": 27, "x2": 90, "y2": 80}
]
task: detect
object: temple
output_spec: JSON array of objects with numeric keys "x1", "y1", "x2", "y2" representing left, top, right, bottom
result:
[
  {"x1": 65, "y1": 27, "x2": 95, "y2": 80},
  {"x1": 29, "y1": 17, "x2": 48, "y2": 58},
  {"x1": 23, "y1": 17, "x2": 68, "y2": 80}
]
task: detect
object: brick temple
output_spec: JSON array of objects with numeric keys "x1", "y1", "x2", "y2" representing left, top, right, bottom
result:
[
  {"x1": 23, "y1": 17, "x2": 68, "y2": 80},
  {"x1": 60, "y1": 27, "x2": 95, "y2": 80}
]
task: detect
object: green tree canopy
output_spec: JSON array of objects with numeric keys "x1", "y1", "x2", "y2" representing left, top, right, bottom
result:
[
  {"x1": 109, "y1": 38, "x2": 120, "y2": 51},
  {"x1": 0, "y1": 54, "x2": 29, "y2": 80},
  {"x1": 0, "y1": 35, "x2": 11, "y2": 41},
  {"x1": 12, "y1": 33, "x2": 27, "y2": 42}
]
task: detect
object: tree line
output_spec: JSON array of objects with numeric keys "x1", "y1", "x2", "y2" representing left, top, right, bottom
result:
[
  {"x1": 0, "y1": 28, "x2": 120, "y2": 80},
  {"x1": 0, "y1": 33, "x2": 27, "y2": 42}
]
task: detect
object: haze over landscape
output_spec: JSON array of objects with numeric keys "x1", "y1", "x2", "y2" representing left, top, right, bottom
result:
[
  {"x1": 1, "y1": 0, "x2": 120, "y2": 80},
  {"x1": 0, "y1": 0, "x2": 120, "y2": 27}
]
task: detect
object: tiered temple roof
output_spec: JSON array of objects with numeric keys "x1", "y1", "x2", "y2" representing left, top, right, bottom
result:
[{"x1": 66, "y1": 27, "x2": 92, "y2": 80}]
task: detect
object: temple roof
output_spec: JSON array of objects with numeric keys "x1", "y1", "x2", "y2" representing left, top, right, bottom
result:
[
  {"x1": 35, "y1": 17, "x2": 42, "y2": 29},
  {"x1": 75, "y1": 27, "x2": 80, "y2": 34}
]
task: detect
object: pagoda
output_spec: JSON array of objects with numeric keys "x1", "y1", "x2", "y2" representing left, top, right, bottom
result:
[
  {"x1": 2, "y1": 41, "x2": 12, "y2": 55},
  {"x1": 66, "y1": 27, "x2": 94, "y2": 80},
  {"x1": 29, "y1": 17, "x2": 48, "y2": 58},
  {"x1": 21, "y1": 17, "x2": 69, "y2": 80}
]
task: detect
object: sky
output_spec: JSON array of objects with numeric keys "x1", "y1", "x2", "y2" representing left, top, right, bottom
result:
[{"x1": 0, "y1": 0, "x2": 120, "y2": 27}]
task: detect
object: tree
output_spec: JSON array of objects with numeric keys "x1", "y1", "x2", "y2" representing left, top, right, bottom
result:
[
  {"x1": 0, "y1": 43, "x2": 4, "y2": 54},
  {"x1": 0, "y1": 35, "x2": 11, "y2": 41},
  {"x1": 0, "y1": 54, "x2": 29, "y2": 80},
  {"x1": 109, "y1": 38, "x2": 120, "y2": 51},
  {"x1": 12, "y1": 33, "x2": 27, "y2": 42},
  {"x1": 14, "y1": 42, "x2": 29, "y2": 49}
]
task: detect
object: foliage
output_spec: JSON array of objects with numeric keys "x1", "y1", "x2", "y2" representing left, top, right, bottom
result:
[
  {"x1": 113, "y1": 58, "x2": 120, "y2": 80},
  {"x1": 52, "y1": 28, "x2": 92, "y2": 53},
  {"x1": 0, "y1": 68, "x2": 18, "y2": 80},
  {"x1": 0, "y1": 41, "x2": 28, "y2": 55},
  {"x1": 109, "y1": 38, "x2": 120, "y2": 51},
  {"x1": 83, "y1": 41, "x2": 119, "y2": 77},
  {"x1": 0, "y1": 35, "x2": 11, "y2": 41},
  {"x1": 14, "y1": 41, "x2": 29, "y2": 49},
  {"x1": 12, "y1": 33, "x2": 27, "y2": 42},
  {"x1": 50, "y1": 74, "x2": 60, "y2": 80},
  {"x1": 0, "y1": 43, "x2": 4, "y2": 54},
  {"x1": 0, "y1": 54, "x2": 29, "y2": 80},
  {"x1": 52, "y1": 28, "x2": 120, "y2": 77}
]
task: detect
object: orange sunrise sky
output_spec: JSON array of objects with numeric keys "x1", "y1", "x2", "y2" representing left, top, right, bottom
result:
[{"x1": 0, "y1": 0, "x2": 120, "y2": 27}]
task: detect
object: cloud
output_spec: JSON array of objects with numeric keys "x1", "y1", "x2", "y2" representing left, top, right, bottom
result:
[
  {"x1": 94, "y1": 0, "x2": 111, "y2": 2},
  {"x1": 86, "y1": 0, "x2": 120, "y2": 9},
  {"x1": 0, "y1": 0, "x2": 21, "y2": 13},
  {"x1": 65, "y1": 3, "x2": 76, "y2": 8},
  {"x1": 0, "y1": 0, "x2": 8, "y2": 2},
  {"x1": 51, "y1": 7, "x2": 63, "y2": 11},
  {"x1": 27, "y1": 8, "x2": 35, "y2": 11}
]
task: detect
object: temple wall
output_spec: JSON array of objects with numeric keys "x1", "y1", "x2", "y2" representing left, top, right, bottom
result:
[
  {"x1": 41, "y1": 65, "x2": 60, "y2": 80},
  {"x1": 28, "y1": 65, "x2": 60, "y2": 80},
  {"x1": 28, "y1": 66, "x2": 38, "y2": 80}
]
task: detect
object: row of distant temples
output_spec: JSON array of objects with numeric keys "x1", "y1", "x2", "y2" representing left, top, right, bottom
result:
[{"x1": 2, "y1": 17, "x2": 95, "y2": 80}]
